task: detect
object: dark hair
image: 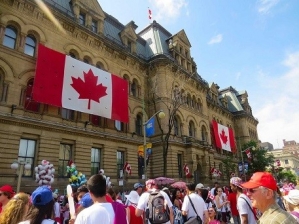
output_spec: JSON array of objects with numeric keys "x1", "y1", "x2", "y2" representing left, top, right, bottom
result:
[
  {"x1": 107, "y1": 188, "x2": 116, "y2": 200},
  {"x1": 77, "y1": 185, "x2": 89, "y2": 194},
  {"x1": 87, "y1": 174, "x2": 106, "y2": 197},
  {"x1": 199, "y1": 189, "x2": 209, "y2": 201},
  {"x1": 24, "y1": 200, "x2": 54, "y2": 224},
  {"x1": 214, "y1": 187, "x2": 223, "y2": 196},
  {"x1": 171, "y1": 188, "x2": 180, "y2": 204},
  {"x1": 186, "y1": 183, "x2": 196, "y2": 191}
]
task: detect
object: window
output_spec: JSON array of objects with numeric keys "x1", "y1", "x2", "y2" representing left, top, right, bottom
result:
[
  {"x1": 285, "y1": 159, "x2": 289, "y2": 165},
  {"x1": 69, "y1": 52, "x2": 76, "y2": 58},
  {"x1": 61, "y1": 108, "x2": 74, "y2": 120},
  {"x1": 177, "y1": 154, "x2": 182, "y2": 178},
  {"x1": 90, "y1": 115, "x2": 102, "y2": 127},
  {"x1": 91, "y1": 148, "x2": 101, "y2": 175},
  {"x1": 3, "y1": 26, "x2": 17, "y2": 49},
  {"x1": 135, "y1": 114, "x2": 142, "y2": 135},
  {"x1": 128, "y1": 41, "x2": 132, "y2": 53},
  {"x1": 131, "y1": 81, "x2": 137, "y2": 97},
  {"x1": 24, "y1": 79, "x2": 39, "y2": 112},
  {"x1": 115, "y1": 120, "x2": 126, "y2": 132},
  {"x1": 189, "y1": 121, "x2": 195, "y2": 137},
  {"x1": 79, "y1": 13, "x2": 86, "y2": 25},
  {"x1": 24, "y1": 35, "x2": 36, "y2": 56},
  {"x1": 59, "y1": 143, "x2": 72, "y2": 177},
  {"x1": 18, "y1": 139, "x2": 36, "y2": 177},
  {"x1": 83, "y1": 57, "x2": 89, "y2": 64},
  {"x1": 117, "y1": 151, "x2": 124, "y2": 178},
  {"x1": 91, "y1": 20, "x2": 97, "y2": 32},
  {"x1": 174, "y1": 117, "x2": 181, "y2": 136},
  {"x1": 201, "y1": 125, "x2": 207, "y2": 141}
]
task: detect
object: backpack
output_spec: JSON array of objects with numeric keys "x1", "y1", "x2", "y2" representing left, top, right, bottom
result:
[
  {"x1": 173, "y1": 205, "x2": 184, "y2": 224},
  {"x1": 146, "y1": 190, "x2": 170, "y2": 224}
]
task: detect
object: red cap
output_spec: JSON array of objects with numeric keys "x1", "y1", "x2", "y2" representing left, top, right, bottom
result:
[
  {"x1": 0, "y1": 185, "x2": 15, "y2": 195},
  {"x1": 241, "y1": 172, "x2": 277, "y2": 191}
]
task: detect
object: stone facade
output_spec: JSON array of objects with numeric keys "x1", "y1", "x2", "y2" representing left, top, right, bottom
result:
[{"x1": 0, "y1": 0, "x2": 258, "y2": 192}]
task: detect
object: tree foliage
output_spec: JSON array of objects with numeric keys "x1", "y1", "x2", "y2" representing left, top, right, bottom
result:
[
  {"x1": 242, "y1": 140, "x2": 275, "y2": 177},
  {"x1": 223, "y1": 156, "x2": 237, "y2": 179},
  {"x1": 276, "y1": 170, "x2": 297, "y2": 184}
]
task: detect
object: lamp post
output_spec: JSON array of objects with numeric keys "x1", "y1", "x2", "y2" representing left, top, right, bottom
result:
[
  {"x1": 143, "y1": 110, "x2": 165, "y2": 181},
  {"x1": 11, "y1": 161, "x2": 32, "y2": 193}
]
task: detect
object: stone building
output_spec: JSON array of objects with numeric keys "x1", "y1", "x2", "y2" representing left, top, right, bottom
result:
[{"x1": 0, "y1": 0, "x2": 259, "y2": 192}]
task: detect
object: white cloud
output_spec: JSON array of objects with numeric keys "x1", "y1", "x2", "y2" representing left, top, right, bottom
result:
[
  {"x1": 208, "y1": 34, "x2": 223, "y2": 45},
  {"x1": 150, "y1": 0, "x2": 188, "y2": 21},
  {"x1": 255, "y1": 51, "x2": 299, "y2": 148},
  {"x1": 257, "y1": 0, "x2": 280, "y2": 14}
]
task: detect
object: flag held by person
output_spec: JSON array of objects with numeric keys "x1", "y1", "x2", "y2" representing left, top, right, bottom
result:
[
  {"x1": 33, "y1": 44, "x2": 128, "y2": 123},
  {"x1": 212, "y1": 120, "x2": 236, "y2": 152},
  {"x1": 183, "y1": 164, "x2": 191, "y2": 178},
  {"x1": 123, "y1": 162, "x2": 131, "y2": 175}
]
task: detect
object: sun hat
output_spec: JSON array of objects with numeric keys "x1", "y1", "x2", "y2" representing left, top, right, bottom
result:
[
  {"x1": 31, "y1": 186, "x2": 53, "y2": 206},
  {"x1": 230, "y1": 177, "x2": 243, "y2": 188},
  {"x1": 0, "y1": 185, "x2": 15, "y2": 195},
  {"x1": 284, "y1": 189, "x2": 299, "y2": 206},
  {"x1": 134, "y1": 183, "x2": 144, "y2": 189},
  {"x1": 79, "y1": 193, "x2": 93, "y2": 208},
  {"x1": 241, "y1": 172, "x2": 277, "y2": 191},
  {"x1": 125, "y1": 190, "x2": 140, "y2": 204},
  {"x1": 145, "y1": 179, "x2": 156, "y2": 186},
  {"x1": 195, "y1": 183, "x2": 204, "y2": 189}
]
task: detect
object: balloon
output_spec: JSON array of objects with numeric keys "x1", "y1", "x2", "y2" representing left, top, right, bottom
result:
[{"x1": 35, "y1": 160, "x2": 55, "y2": 187}]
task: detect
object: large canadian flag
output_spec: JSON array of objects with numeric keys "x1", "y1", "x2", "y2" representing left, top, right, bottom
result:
[
  {"x1": 33, "y1": 44, "x2": 128, "y2": 123},
  {"x1": 212, "y1": 120, "x2": 236, "y2": 152}
]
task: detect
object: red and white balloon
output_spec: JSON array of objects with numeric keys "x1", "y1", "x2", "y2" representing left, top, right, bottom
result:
[{"x1": 35, "y1": 160, "x2": 55, "y2": 186}]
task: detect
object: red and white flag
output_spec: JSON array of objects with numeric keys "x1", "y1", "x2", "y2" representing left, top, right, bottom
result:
[
  {"x1": 208, "y1": 191, "x2": 215, "y2": 200},
  {"x1": 33, "y1": 44, "x2": 128, "y2": 123},
  {"x1": 123, "y1": 162, "x2": 131, "y2": 175},
  {"x1": 148, "y1": 8, "x2": 152, "y2": 20},
  {"x1": 212, "y1": 120, "x2": 236, "y2": 152},
  {"x1": 245, "y1": 148, "x2": 252, "y2": 160},
  {"x1": 275, "y1": 159, "x2": 281, "y2": 167},
  {"x1": 183, "y1": 164, "x2": 191, "y2": 178}
]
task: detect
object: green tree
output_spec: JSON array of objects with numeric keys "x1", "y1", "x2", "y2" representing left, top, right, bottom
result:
[
  {"x1": 223, "y1": 156, "x2": 237, "y2": 179},
  {"x1": 276, "y1": 170, "x2": 297, "y2": 184},
  {"x1": 242, "y1": 140, "x2": 275, "y2": 177}
]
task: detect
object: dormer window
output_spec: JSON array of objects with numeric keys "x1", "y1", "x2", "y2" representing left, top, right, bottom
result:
[
  {"x1": 92, "y1": 20, "x2": 97, "y2": 32},
  {"x1": 79, "y1": 13, "x2": 86, "y2": 26}
]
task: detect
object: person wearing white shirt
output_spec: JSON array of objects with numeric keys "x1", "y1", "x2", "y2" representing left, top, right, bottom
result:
[{"x1": 182, "y1": 183, "x2": 208, "y2": 224}]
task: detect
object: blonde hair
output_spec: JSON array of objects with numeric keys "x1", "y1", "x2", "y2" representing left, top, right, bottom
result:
[{"x1": 0, "y1": 192, "x2": 30, "y2": 224}]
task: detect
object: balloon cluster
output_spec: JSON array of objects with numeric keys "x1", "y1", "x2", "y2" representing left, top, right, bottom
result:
[
  {"x1": 66, "y1": 161, "x2": 87, "y2": 187},
  {"x1": 35, "y1": 160, "x2": 55, "y2": 186},
  {"x1": 99, "y1": 169, "x2": 111, "y2": 187}
]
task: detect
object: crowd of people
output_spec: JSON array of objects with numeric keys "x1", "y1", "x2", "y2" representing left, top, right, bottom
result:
[{"x1": 0, "y1": 171, "x2": 299, "y2": 223}]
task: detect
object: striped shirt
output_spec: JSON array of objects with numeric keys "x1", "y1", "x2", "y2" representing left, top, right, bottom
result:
[{"x1": 258, "y1": 203, "x2": 297, "y2": 224}]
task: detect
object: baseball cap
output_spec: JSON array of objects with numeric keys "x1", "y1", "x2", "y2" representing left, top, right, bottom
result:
[
  {"x1": 195, "y1": 183, "x2": 204, "y2": 189},
  {"x1": 31, "y1": 186, "x2": 53, "y2": 206},
  {"x1": 145, "y1": 179, "x2": 157, "y2": 186},
  {"x1": 134, "y1": 183, "x2": 144, "y2": 189},
  {"x1": 241, "y1": 172, "x2": 277, "y2": 191},
  {"x1": 230, "y1": 177, "x2": 243, "y2": 188},
  {"x1": 79, "y1": 193, "x2": 93, "y2": 208},
  {"x1": 0, "y1": 185, "x2": 15, "y2": 195}
]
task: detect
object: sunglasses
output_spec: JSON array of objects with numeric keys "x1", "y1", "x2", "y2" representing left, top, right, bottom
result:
[{"x1": 248, "y1": 188, "x2": 260, "y2": 193}]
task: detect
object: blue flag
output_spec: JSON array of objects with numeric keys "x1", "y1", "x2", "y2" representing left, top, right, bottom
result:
[{"x1": 145, "y1": 117, "x2": 155, "y2": 137}]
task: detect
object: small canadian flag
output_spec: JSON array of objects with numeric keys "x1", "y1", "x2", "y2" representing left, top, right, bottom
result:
[
  {"x1": 183, "y1": 164, "x2": 191, "y2": 178},
  {"x1": 123, "y1": 162, "x2": 131, "y2": 175},
  {"x1": 208, "y1": 191, "x2": 215, "y2": 200},
  {"x1": 148, "y1": 8, "x2": 152, "y2": 20}
]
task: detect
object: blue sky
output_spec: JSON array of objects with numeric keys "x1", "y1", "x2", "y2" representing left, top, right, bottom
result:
[{"x1": 99, "y1": 0, "x2": 299, "y2": 148}]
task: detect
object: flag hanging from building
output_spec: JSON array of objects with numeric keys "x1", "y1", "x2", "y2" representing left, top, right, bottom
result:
[
  {"x1": 123, "y1": 162, "x2": 132, "y2": 175},
  {"x1": 148, "y1": 8, "x2": 152, "y2": 20},
  {"x1": 183, "y1": 164, "x2": 191, "y2": 178},
  {"x1": 33, "y1": 44, "x2": 129, "y2": 123},
  {"x1": 145, "y1": 117, "x2": 155, "y2": 137},
  {"x1": 212, "y1": 120, "x2": 236, "y2": 152}
]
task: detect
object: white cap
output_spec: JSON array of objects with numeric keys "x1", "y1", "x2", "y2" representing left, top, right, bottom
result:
[
  {"x1": 125, "y1": 190, "x2": 140, "y2": 204},
  {"x1": 195, "y1": 183, "x2": 204, "y2": 189}
]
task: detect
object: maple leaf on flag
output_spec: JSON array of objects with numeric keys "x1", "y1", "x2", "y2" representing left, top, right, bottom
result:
[
  {"x1": 220, "y1": 129, "x2": 228, "y2": 144},
  {"x1": 71, "y1": 69, "x2": 107, "y2": 109}
]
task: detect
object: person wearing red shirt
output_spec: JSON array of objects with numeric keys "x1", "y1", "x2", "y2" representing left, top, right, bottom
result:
[
  {"x1": 227, "y1": 188, "x2": 240, "y2": 224},
  {"x1": 0, "y1": 185, "x2": 14, "y2": 214}
]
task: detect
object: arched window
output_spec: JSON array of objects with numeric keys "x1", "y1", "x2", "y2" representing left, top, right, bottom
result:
[
  {"x1": 24, "y1": 79, "x2": 39, "y2": 112},
  {"x1": 173, "y1": 116, "x2": 181, "y2": 136},
  {"x1": 96, "y1": 62, "x2": 104, "y2": 69},
  {"x1": 69, "y1": 52, "x2": 76, "y2": 58},
  {"x1": 131, "y1": 79, "x2": 138, "y2": 97},
  {"x1": 135, "y1": 114, "x2": 142, "y2": 135},
  {"x1": 201, "y1": 125, "x2": 208, "y2": 141},
  {"x1": 3, "y1": 26, "x2": 17, "y2": 49},
  {"x1": 24, "y1": 35, "x2": 36, "y2": 56},
  {"x1": 188, "y1": 121, "x2": 195, "y2": 137}
]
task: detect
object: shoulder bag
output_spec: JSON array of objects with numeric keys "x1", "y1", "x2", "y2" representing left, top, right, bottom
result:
[{"x1": 184, "y1": 195, "x2": 203, "y2": 224}]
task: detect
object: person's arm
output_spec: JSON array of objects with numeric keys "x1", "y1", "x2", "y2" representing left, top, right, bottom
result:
[
  {"x1": 215, "y1": 195, "x2": 228, "y2": 209},
  {"x1": 181, "y1": 195, "x2": 188, "y2": 216},
  {"x1": 168, "y1": 206, "x2": 174, "y2": 224},
  {"x1": 203, "y1": 210, "x2": 209, "y2": 224},
  {"x1": 126, "y1": 207, "x2": 130, "y2": 223},
  {"x1": 174, "y1": 199, "x2": 180, "y2": 208},
  {"x1": 240, "y1": 214, "x2": 248, "y2": 224}
]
